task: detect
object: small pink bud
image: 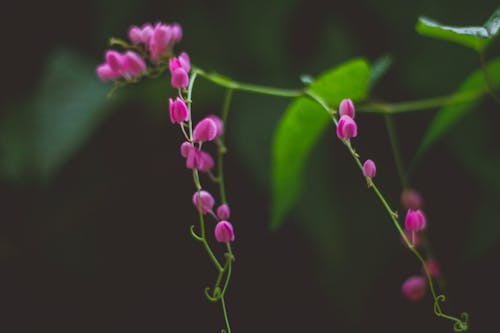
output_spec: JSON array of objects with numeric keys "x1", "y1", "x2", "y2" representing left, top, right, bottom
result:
[
  {"x1": 105, "y1": 50, "x2": 124, "y2": 73},
  {"x1": 193, "y1": 118, "x2": 217, "y2": 143},
  {"x1": 206, "y1": 115, "x2": 224, "y2": 138},
  {"x1": 180, "y1": 141, "x2": 193, "y2": 158},
  {"x1": 405, "y1": 209, "x2": 426, "y2": 231},
  {"x1": 122, "y1": 51, "x2": 147, "y2": 77},
  {"x1": 401, "y1": 229, "x2": 422, "y2": 248},
  {"x1": 128, "y1": 26, "x2": 143, "y2": 44},
  {"x1": 96, "y1": 63, "x2": 120, "y2": 82},
  {"x1": 169, "y1": 54, "x2": 190, "y2": 73},
  {"x1": 363, "y1": 159, "x2": 376, "y2": 178},
  {"x1": 169, "y1": 97, "x2": 189, "y2": 123},
  {"x1": 141, "y1": 23, "x2": 154, "y2": 44},
  {"x1": 170, "y1": 68, "x2": 189, "y2": 89},
  {"x1": 185, "y1": 148, "x2": 214, "y2": 172},
  {"x1": 339, "y1": 98, "x2": 355, "y2": 118},
  {"x1": 401, "y1": 189, "x2": 423, "y2": 210},
  {"x1": 401, "y1": 276, "x2": 426, "y2": 302},
  {"x1": 149, "y1": 24, "x2": 172, "y2": 62},
  {"x1": 217, "y1": 204, "x2": 231, "y2": 220},
  {"x1": 214, "y1": 221, "x2": 235, "y2": 243},
  {"x1": 423, "y1": 259, "x2": 440, "y2": 278},
  {"x1": 171, "y1": 23, "x2": 183, "y2": 42},
  {"x1": 186, "y1": 148, "x2": 200, "y2": 169},
  {"x1": 336, "y1": 115, "x2": 358, "y2": 140},
  {"x1": 192, "y1": 190, "x2": 214, "y2": 214}
]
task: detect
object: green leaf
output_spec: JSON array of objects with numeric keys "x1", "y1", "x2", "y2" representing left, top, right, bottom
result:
[
  {"x1": 368, "y1": 55, "x2": 393, "y2": 91},
  {"x1": 0, "y1": 50, "x2": 112, "y2": 183},
  {"x1": 270, "y1": 59, "x2": 370, "y2": 230},
  {"x1": 415, "y1": 57, "x2": 500, "y2": 160},
  {"x1": 415, "y1": 7, "x2": 500, "y2": 52}
]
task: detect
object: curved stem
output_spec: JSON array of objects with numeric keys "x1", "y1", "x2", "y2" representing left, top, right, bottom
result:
[{"x1": 221, "y1": 297, "x2": 232, "y2": 333}]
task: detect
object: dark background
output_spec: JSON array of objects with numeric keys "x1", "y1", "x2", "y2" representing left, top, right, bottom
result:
[{"x1": 1, "y1": 0, "x2": 499, "y2": 332}]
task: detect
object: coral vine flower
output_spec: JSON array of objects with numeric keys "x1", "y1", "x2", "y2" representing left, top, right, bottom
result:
[
  {"x1": 215, "y1": 221, "x2": 235, "y2": 243},
  {"x1": 192, "y1": 190, "x2": 215, "y2": 214},
  {"x1": 363, "y1": 159, "x2": 376, "y2": 178},
  {"x1": 193, "y1": 118, "x2": 217, "y2": 143},
  {"x1": 402, "y1": 276, "x2": 427, "y2": 302},
  {"x1": 339, "y1": 98, "x2": 355, "y2": 118},
  {"x1": 169, "y1": 97, "x2": 189, "y2": 123},
  {"x1": 336, "y1": 115, "x2": 358, "y2": 140},
  {"x1": 405, "y1": 209, "x2": 427, "y2": 231}
]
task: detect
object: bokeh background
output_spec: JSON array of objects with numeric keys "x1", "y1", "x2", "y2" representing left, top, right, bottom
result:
[{"x1": 1, "y1": 0, "x2": 499, "y2": 332}]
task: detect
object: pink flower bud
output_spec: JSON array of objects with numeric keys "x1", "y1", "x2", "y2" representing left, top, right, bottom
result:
[
  {"x1": 141, "y1": 23, "x2": 154, "y2": 44},
  {"x1": 192, "y1": 190, "x2": 214, "y2": 214},
  {"x1": 180, "y1": 141, "x2": 193, "y2": 158},
  {"x1": 363, "y1": 159, "x2": 376, "y2": 178},
  {"x1": 96, "y1": 63, "x2": 120, "y2": 82},
  {"x1": 217, "y1": 204, "x2": 230, "y2": 220},
  {"x1": 122, "y1": 51, "x2": 147, "y2": 77},
  {"x1": 171, "y1": 23, "x2": 183, "y2": 43},
  {"x1": 401, "y1": 189, "x2": 423, "y2": 210},
  {"x1": 105, "y1": 50, "x2": 124, "y2": 73},
  {"x1": 336, "y1": 115, "x2": 358, "y2": 140},
  {"x1": 206, "y1": 115, "x2": 224, "y2": 138},
  {"x1": 170, "y1": 68, "x2": 189, "y2": 89},
  {"x1": 401, "y1": 229, "x2": 422, "y2": 248},
  {"x1": 128, "y1": 26, "x2": 143, "y2": 44},
  {"x1": 193, "y1": 118, "x2": 217, "y2": 143},
  {"x1": 149, "y1": 24, "x2": 172, "y2": 62},
  {"x1": 401, "y1": 276, "x2": 426, "y2": 302},
  {"x1": 339, "y1": 98, "x2": 355, "y2": 118},
  {"x1": 405, "y1": 209, "x2": 426, "y2": 231},
  {"x1": 215, "y1": 221, "x2": 235, "y2": 243},
  {"x1": 185, "y1": 148, "x2": 214, "y2": 172},
  {"x1": 169, "y1": 54, "x2": 190, "y2": 73},
  {"x1": 169, "y1": 97, "x2": 189, "y2": 123},
  {"x1": 423, "y1": 259, "x2": 440, "y2": 278}
]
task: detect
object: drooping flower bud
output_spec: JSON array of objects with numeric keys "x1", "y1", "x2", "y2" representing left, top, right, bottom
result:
[
  {"x1": 96, "y1": 64, "x2": 120, "y2": 82},
  {"x1": 192, "y1": 190, "x2": 214, "y2": 214},
  {"x1": 336, "y1": 115, "x2": 358, "y2": 140},
  {"x1": 423, "y1": 259, "x2": 440, "y2": 278},
  {"x1": 197, "y1": 150, "x2": 215, "y2": 172},
  {"x1": 217, "y1": 204, "x2": 230, "y2": 220},
  {"x1": 122, "y1": 51, "x2": 147, "y2": 77},
  {"x1": 339, "y1": 98, "x2": 355, "y2": 118},
  {"x1": 193, "y1": 118, "x2": 217, "y2": 143},
  {"x1": 169, "y1": 53, "x2": 190, "y2": 73},
  {"x1": 206, "y1": 115, "x2": 224, "y2": 138},
  {"x1": 128, "y1": 26, "x2": 143, "y2": 44},
  {"x1": 171, "y1": 23, "x2": 183, "y2": 43},
  {"x1": 363, "y1": 159, "x2": 376, "y2": 178},
  {"x1": 215, "y1": 221, "x2": 235, "y2": 243},
  {"x1": 170, "y1": 68, "x2": 189, "y2": 89},
  {"x1": 401, "y1": 276, "x2": 426, "y2": 302},
  {"x1": 180, "y1": 141, "x2": 193, "y2": 158},
  {"x1": 401, "y1": 189, "x2": 423, "y2": 210},
  {"x1": 405, "y1": 209, "x2": 427, "y2": 231},
  {"x1": 169, "y1": 97, "x2": 189, "y2": 123},
  {"x1": 141, "y1": 23, "x2": 154, "y2": 45}
]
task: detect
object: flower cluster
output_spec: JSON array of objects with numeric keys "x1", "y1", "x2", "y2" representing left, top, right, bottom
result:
[{"x1": 96, "y1": 21, "x2": 184, "y2": 82}]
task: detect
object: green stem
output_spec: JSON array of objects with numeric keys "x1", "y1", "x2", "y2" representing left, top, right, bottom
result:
[
  {"x1": 384, "y1": 114, "x2": 409, "y2": 188},
  {"x1": 358, "y1": 90, "x2": 484, "y2": 114},
  {"x1": 221, "y1": 296, "x2": 232, "y2": 333},
  {"x1": 193, "y1": 67, "x2": 303, "y2": 98},
  {"x1": 217, "y1": 89, "x2": 233, "y2": 204},
  {"x1": 479, "y1": 51, "x2": 500, "y2": 105}
]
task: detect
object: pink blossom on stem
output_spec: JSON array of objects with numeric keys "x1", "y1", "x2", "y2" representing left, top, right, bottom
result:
[
  {"x1": 185, "y1": 148, "x2": 214, "y2": 172},
  {"x1": 401, "y1": 188, "x2": 423, "y2": 210},
  {"x1": 96, "y1": 64, "x2": 120, "y2": 82},
  {"x1": 128, "y1": 26, "x2": 143, "y2": 44},
  {"x1": 423, "y1": 259, "x2": 440, "y2": 278},
  {"x1": 206, "y1": 115, "x2": 224, "y2": 138},
  {"x1": 405, "y1": 209, "x2": 427, "y2": 231},
  {"x1": 169, "y1": 97, "x2": 189, "y2": 123},
  {"x1": 193, "y1": 118, "x2": 217, "y2": 143},
  {"x1": 339, "y1": 98, "x2": 355, "y2": 118},
  {"x1": 180, "y1": 141, "x2": 193, "y2": 158},
  {"x1": 192, "y1": 190, "x2": 214, "y2": 214},
  {"x1": 401, "y1": 276, "x2": 427, "y2": 302},
  {"x1": 170, "y1": 68, "x2": 189, "y2": 89},
  {"x1": 105, "y1": 50, "x2": 124, "y2": 73},
  {"x1": 171, "y1": 23, "x2": 183, "y2": 43},
  {"x1": 363, "y1": 159, "x2": 376, "y2": 178},
  {"x1": 217, "y1": 204, "x2": 230, "y2": 220},
  {"x1": 336, "y1": 115, "x2": 358, "y2": 140},
  {"x1": 122, "y1": 51, "x2": 147, "y2": 77},
  {"x1": 149, "y1": 23, "x2": 172, "y2": 62},
  {"x1": 215, "y1": 221, "x2": 235, "y2": 243}
]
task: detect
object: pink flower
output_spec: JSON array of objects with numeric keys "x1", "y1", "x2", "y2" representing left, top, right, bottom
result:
[
  {"x1": 401, "y1": 189, "x2": 423, "y2": 210},
  {"x1": 169, "y1": 53, "x2": 190, "y2": 73},
  {"x1": 122, "y1": 51, "x2": 147, "y2": 77},
  {"x1": 105, "y1": 50, "x2": 124, "y2": 73},
  {"x1": 405, "y1": 209, "x2": 427, "y2": 231},
  {"x1": 363, "y1": 159, "x2": 376, "y2": 178},
  {"x1": 169, "y1": 97, "x2": 189, "y2": 123},
  {"x1": 96, "y1": 63, "x2": 120, "y2": 82},
  {"x1": 401, "y1": 276, "x2": 427, "y2": 302},
  {"x1": 185, "y1": 148, "x2": 214, "y2": 172},
  {"x1": 217, "y1": 204, "x2": 230, "y2": 220},
  {"x1": 423, "y1": 259, "x2": 440, "y2": 278},
  {"x1": 336, "y1": 115, "x2": 358, "y2": 140},
  {"x1": 149, "y1": 23, "x2": 172, "y2": 62},
  {"x1": 128, "y1": 26, "x2": 143, "y2": 44},
  {"x1": 215, "y1": 221, "x2": 235, "y2": 243},
  {"x1": 171, "y1": 23, "x2": 183, "y2": 42},
  {"x1": 170, "y1": 68, "x2": 189, "y2": 89},
  {"x1": 339, "y1": 98, "x2": 355, "y2": 118},
  {"x1": 206, "y1": 115, "x2": 224, "y2": 138},
  {"x1": 180, "y1": 141, "x2": 193, "y2": 158},
  {"x1": 193, "y1": 118, "x2": 217, "y2": 143},
  {"x1": 192, "y1": 190, "x2": 214, "y2": 214}
]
